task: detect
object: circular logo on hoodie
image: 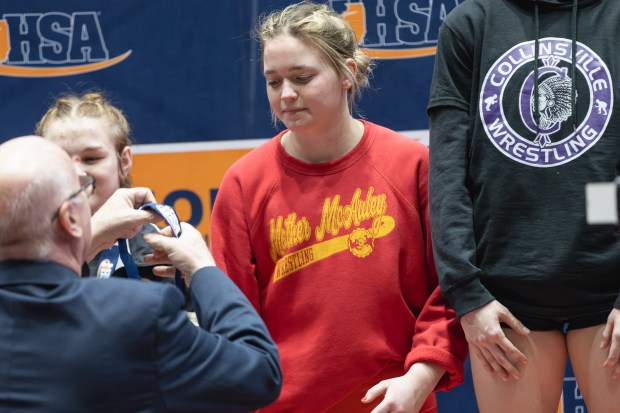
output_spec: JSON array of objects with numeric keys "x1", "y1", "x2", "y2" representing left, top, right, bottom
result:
[{"x1": 479, "y1": 37, "x2": 612, "y2": 167}]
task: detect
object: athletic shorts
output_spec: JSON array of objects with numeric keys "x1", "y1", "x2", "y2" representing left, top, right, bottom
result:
[{"x1": 500, "y1": 299, "x2": 612, "y2": 332}]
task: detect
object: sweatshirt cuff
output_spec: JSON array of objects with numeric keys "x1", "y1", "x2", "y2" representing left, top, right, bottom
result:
[
  {"x1": 404, "y1": 346, "x2": 465, "y2": 392},
  {"x1": 444, "y1": 276, "x2": 495, "y2": 318}
]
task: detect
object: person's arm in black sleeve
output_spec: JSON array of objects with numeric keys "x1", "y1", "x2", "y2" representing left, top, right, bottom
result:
[
  {"x1": 428, "y1": 20, "x2": 493, "y2": 318},
  {"x1": 428, "y1": 19, "x2": 529, "y2": 382}
]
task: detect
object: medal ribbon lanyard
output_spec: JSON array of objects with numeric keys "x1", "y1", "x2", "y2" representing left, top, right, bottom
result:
[{"x1": 118, "y1": 203, "x2": 185, "y2": 292}]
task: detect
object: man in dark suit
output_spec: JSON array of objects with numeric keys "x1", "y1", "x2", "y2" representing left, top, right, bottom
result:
[{"x1": 0, "y1": 136, "x2": 282, "y2": 412}]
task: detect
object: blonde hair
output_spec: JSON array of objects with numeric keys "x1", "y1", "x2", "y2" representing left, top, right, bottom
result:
[
  {"x1": 257, "y1": 1, "x2": 373, "y2": 112},
  {"x1": 35, "y1": 92, "x2": 133, "y2": 188}
]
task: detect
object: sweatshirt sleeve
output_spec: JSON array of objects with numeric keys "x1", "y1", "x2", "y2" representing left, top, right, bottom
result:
[
  {"x1": 405, "y1": 287, "x2": 468, "y2": 392},
  {"x1": 211, "y1": 168, "x2": 262, "y2": 312},
  {"x1": 428, "y1": 21, "x2": 495, "y2": 317},
  {"x1": 155, "y1": 268, "x2": 282, "y2": 411},
  {"x1": 404, "y1": 151, "x2": 468, "y2": 391}
]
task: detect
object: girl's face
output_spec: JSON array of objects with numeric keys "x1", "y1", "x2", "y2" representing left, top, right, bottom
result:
[
  {"x1": 43, "y1": 117, "x2": 131, "y2": 215},
  {"x1": 263, "y1": 33, "x2": 352, "y2": 134}
]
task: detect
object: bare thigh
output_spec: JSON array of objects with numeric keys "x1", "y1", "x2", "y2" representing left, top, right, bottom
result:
[
  {"x1": 567, "y1": 325, "x2": 620, "y2": 413},
  {"x1": 471, "y1": 329, "x2": 567, "y2": 413}
]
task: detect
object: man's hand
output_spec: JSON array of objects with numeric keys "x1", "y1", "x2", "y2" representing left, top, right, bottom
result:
[
  {"x1": 601, "y1": 308, "x2": 620, "y2": 379},
  {"x1": 143, "y1": 223, "x2": 215, "y2": 287},
  {"x1": 460, "y1": 300, "x2": 530, "y2": 381},
  {"x1": 88, "y1": 188, "x2": 160, "y2": 260},
  {"x1": 362, "y1": 363, "x2": 445, "y2": 413}
]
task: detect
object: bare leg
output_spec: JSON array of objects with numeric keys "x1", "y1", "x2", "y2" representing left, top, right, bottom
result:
[
  {"x1": 471, "y1": 329, "x2": 567, "y2": 413},
  {"x1": 567, "y1": 325, "x2": 620, "y2": 413}
]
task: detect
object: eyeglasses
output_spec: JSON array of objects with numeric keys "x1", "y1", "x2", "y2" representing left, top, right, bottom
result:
[{"x1": 50, "y1": 175, "x2": 96, "y2": 222}]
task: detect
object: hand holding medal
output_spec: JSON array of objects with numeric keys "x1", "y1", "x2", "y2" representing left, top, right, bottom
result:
[{"x1": 141, "y1": 203, "x2": 216, "y2": 290}]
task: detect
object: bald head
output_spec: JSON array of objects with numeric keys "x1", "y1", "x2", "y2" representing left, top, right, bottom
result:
[
  {"x1": 0, "y1": 136, "x2": 75, "y2": 183},
  {"x1": 0, "y1": 136, "x2": 87, "y2": 264}
]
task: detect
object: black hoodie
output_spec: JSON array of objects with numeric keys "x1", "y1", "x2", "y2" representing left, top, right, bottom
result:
[{"x1": 428, "y1": 0, "x2": 620, "y2": 318}]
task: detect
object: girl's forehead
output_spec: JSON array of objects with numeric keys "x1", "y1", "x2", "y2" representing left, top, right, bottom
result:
[
  {"x1": 45, "y1": 118, "x2": 115, "y2": 149},
  {"x1": 263, "y1": 35, "x2": 331, "y2": 70}
]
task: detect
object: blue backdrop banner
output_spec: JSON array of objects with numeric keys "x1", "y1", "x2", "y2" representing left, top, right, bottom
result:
[{"x1": 0, "y1": 0, "x2": 461, "y2": 143}]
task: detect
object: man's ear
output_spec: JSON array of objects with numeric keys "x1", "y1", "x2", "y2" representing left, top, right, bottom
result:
[
  {"x1": 56, "y1": 202, "x2": 85, "y2": 239},
  {"x1": 118, "y1": 146, "x2": 132, "y2": 183}
]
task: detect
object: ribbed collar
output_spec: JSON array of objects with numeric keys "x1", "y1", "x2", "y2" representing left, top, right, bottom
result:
[{"x1": 273, "y1": 119, "x2": 375, "y2": 176}]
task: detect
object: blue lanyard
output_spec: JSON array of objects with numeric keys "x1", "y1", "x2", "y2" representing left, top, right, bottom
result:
[
  {"x1": 117, "y1": 239, "x2": 141, "y2": 281},
  {"x1": 112, "y1": 203, "x2": 184, "y2": 292}
]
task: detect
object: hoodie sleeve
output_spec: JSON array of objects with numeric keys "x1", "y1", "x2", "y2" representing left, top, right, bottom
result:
[{"x1": 428, "y1": 21, "x2": 495, "y2": 317}]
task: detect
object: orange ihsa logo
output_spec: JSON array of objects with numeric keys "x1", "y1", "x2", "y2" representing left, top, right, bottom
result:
[
  {"x1": 332, "y1": 0, "x2": 462, "y2": 59},
  {"x1": 0, "y1": 12, "x2": 130, "y2": 77}
]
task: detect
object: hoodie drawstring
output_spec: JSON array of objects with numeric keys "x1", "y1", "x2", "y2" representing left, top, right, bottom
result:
[
  {"x1": 570, "y1": 0, "x2": 577, "y2": 131},
  {"x1": 534, "y1": 1, "x2": 540, "y2": 136}
]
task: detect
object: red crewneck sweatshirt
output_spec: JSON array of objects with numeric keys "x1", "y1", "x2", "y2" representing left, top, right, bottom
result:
[{"x1": 211, "y1": 120, "x2": 467, "y2": 412}]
